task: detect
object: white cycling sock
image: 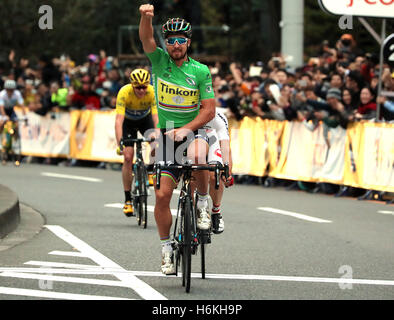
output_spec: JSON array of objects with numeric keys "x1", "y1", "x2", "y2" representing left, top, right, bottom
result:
[
  {"x1": 197, "y1": 193, "x2": 208, "y2": 210},
  {"x1": 160, "y1": 238, "x2": 172, "y2": 253}
]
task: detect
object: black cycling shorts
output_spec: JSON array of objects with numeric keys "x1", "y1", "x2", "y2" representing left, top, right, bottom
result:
[
  {"x1": 122, "y1": 115, "x2": 154, "y2": 146},
  {"x1": 154, "y1": 128, "x2": 209, "y2": 185},
  {"x1": 4, "y1": 108, "x2": 18, "y2": 122}
]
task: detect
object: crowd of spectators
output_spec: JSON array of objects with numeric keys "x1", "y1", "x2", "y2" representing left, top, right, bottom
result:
[
  {"x1": 211, "y1": 34, "x2": 394, "y2": 126},
  {"x1": 0, "y1": 49, "x2": 132, "y2": 116},
  {"x1": 1, "y1": 33, "x2": 393, "y2": 124}
]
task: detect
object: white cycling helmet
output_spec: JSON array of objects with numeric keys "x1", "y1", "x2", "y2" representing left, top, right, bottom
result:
[{"x1": 4, "y1": 80, "x2": 17, "y2": 90}]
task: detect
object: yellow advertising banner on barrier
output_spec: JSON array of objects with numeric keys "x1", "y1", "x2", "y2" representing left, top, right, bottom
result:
[
  {"x1": 318, "y1": 125, "x2": 347, "y2": 185},
  {"x1": 69, "y1": 110, "x2": 96, "y2": 160},
  {"x1": 69, "y1": 110, "x2": 123, "y2": 162},
  {"x1": 15, "y1": 108, "x2": 70, "y2": 158},
  {"x1": 230, "y1": 116, "x2": 393, "y2": 192},
  {"x1": 269, "y1": 121, "x2": 329, "y2": 181},
  {"x1": 14, "y1": 110, "x2": 393, "y2": 192},
  {"x1": 357, "y1": 122, "x2": 394, "y2": 192},
  {"x1": 266, "y1": 119, "x2": 286, "y2": 176}
]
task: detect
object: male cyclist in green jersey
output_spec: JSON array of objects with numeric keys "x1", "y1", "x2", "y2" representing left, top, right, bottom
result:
[{"x1": 139, "y1": 4, "x2": 216, "y2": 275}]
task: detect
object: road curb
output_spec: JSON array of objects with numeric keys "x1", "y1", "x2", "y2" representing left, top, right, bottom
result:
[{"x1": 0, "y1": 184, "x2": 20, "y2": 239}]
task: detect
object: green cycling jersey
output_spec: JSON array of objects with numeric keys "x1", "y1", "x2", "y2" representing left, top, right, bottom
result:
[{"x1": 146, "y1": 47, "x2": 215, "y2": 129}]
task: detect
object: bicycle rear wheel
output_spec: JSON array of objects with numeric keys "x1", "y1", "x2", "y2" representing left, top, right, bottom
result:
[
  {"x1": 129, "y1": 163, "x2": 140, "y2": 220},
  {"x1": 135, "y1": 166, "x2": 143, "y2": 226},
  {"x1": 139, "y1": 166, "x2": 148, "y2": 229}
]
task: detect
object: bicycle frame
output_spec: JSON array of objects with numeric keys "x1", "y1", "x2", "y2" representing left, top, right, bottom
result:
[
  {"x1": 123, "y1": 137, "x2": 153, "y2": 228},
  {"x1": 154, "y1": 161, "x2": 229, "y2": 293},
  {"x1": 1, "y1": 118, "x2": 24, "y2": 166}
]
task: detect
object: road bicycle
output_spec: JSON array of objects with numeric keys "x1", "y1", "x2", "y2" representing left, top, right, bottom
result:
[
  {"x1": 1, "y1": 116, "x2": 27, "y2": 166},
  {"x1": 120, "y1": 137, "x2": 154, "y2": 229},
  {"x1": 155, "y1": 161, "x2": 229, "y2": 293}
]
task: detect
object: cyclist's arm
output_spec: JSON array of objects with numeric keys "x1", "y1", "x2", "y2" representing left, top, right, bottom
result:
[
  {"x1": 115, "y1": 113, "x2": 124, "y2": 146},
  {"x1": 115, "y1": 88, "x2": 126, "y2": 146},
  {"x1": 219, "y1": 139, "x2": 233, "y2": 176},
  {"x1": 182, "y1": 64, "x2": 215, "y2": 131},
  {"x1": 183, "y1": 98, "x2": 215, "y2": 132},
  {"x1": 152, "y1": 113, "x2": 159, "y2": 129},
  {"x1": 0, "y1": 105, "x2": 6, "y2": 117},
  {"x1": 150, "y1": 92, "x2": 159, "y2": 129},
  {"x1": 0, "y1": 94, "x2": 5, "y2": 116},
  {"x1": 139, "y1": 4, "x2": 156, "y2": 54}
]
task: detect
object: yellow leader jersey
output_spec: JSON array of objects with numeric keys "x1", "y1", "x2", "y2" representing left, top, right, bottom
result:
[{"x1": 115, "y1": 84, "x2": 157, "y2": 121}]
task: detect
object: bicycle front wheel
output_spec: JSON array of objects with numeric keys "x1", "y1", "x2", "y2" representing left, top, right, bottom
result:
[{"x1": 182, "y1": 195, "x2": 193, "y2": 293}]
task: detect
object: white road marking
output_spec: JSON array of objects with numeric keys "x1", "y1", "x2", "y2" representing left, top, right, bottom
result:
[
  {"x1": 0, "y1": 272, "x2": 132, "y2": 288},
  {"x1": 2, "y1": 268, "x2": 394, "y2": 287},
  {"x1": 124, "y1": 271, "x2": 394, "y2": 287},
  {"x1": 104, "y1": 203, "x2": 178, "y2": 216},
  {"x1": 0, "y1": 286, "x2": 132, "y2": 300},
  {"x1": 0, "y1": 267, "x2": 127, "y2": 275},
  {"x1": 49, "y1": 250, "x2": 88, "y2": 258},
  {"x1": 24, "y1": 261, "x2": 110, "y2": 270},
  {"x1": 104, "y1": 203, "x2": 124, "y2": 209},
  {"x1": 44, "y1": 225, "x2": 166, "y2": 300},
  {"x1": 41, "y1": 172, "x2": 102, "y2": 183},
  {"x1": 257, "y1": 207, "x2": 332, "y2": 223},
  {"x1": 378, "y1": 210, "x2": 394, "y2": 216}
]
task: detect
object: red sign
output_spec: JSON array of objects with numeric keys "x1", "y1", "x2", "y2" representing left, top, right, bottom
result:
[{"x1": 319, "y1": 0, "x2": 394, "y2": 18}]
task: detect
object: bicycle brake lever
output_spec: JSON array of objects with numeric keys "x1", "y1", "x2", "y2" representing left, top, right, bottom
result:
[{"x1": 214, "y1": 166, "x2": 220, "y2": 190}]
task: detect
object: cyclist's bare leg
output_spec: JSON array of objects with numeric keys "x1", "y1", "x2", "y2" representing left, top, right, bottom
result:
[
  {"x1": 209, "y1": 170, "x2": 225, "y2": 233},
  {"x1": 122, "y1": 146, "x2": 134, "y2": 193},
  {"x1": 209, "y1": 171, "x2": 224, "y2": 206},
  {"x1": 155, "y1": 176, "x2": 177, "y2": 274},
  {"x1": 187, "y1": 138, "x2": 211, "y2": 229},
  {"x1": 154, "y1": 176, "x2": 176, "y2": 239},
  {"x1": 187, "y1": 138, "x2": 209, "y2": 194}
]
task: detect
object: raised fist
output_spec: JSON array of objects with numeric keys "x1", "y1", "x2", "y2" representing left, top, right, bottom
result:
[{"x1": 139, "y1": 4, "x2": 154, "y2": 17}]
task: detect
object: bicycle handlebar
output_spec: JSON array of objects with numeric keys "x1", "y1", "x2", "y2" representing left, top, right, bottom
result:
[
  {"x1": 118, "y1": 137, "x2": 155, "y2": 154},
  {"x1": 154, "y1": 162, "x2": 229, "y2": 190},
  {"x1": 123, "y1": 137, "x2": 155, "y2": 144},
  {"x1": 121, "y1": 137, "x2": 155, "y2": 148},
  {"x1": 0, "y1": 115, "x2": 28, "y2": 122}
]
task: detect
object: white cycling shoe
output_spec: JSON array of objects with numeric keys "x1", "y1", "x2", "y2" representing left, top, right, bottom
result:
[
  {"x1": 161, "y1": 250, "x2": 175, "y2": 275},
  {"x1": 197, "y1": 207, "x2": 211, "y2": 230}
]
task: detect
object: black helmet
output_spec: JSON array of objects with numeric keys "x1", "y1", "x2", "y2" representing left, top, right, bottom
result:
[{"x1": 162, "y1": 18, "x2": 192, "y2": 39}]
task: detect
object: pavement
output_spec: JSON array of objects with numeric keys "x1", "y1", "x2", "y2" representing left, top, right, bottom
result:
[
  {"x1": 0, "y1": 184, "x2": 45, "y2": 251},
  {"x1": 0, "y1": 184, "x2": 20, "y2": 239}
]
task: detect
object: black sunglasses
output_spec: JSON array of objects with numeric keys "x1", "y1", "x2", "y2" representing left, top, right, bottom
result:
[{"x1": 134, "y1": 86, "x2": 147, "y2": 90}]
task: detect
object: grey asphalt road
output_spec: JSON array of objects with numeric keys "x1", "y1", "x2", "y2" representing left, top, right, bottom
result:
[{"x1": 0, "y1": 163, "x2": 393, "y2": 301}]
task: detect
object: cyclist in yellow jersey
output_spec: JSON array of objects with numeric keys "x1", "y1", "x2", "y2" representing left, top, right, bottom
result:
[{"x1": 115, "y1": 68, "x2": 159, "y2": 217}]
